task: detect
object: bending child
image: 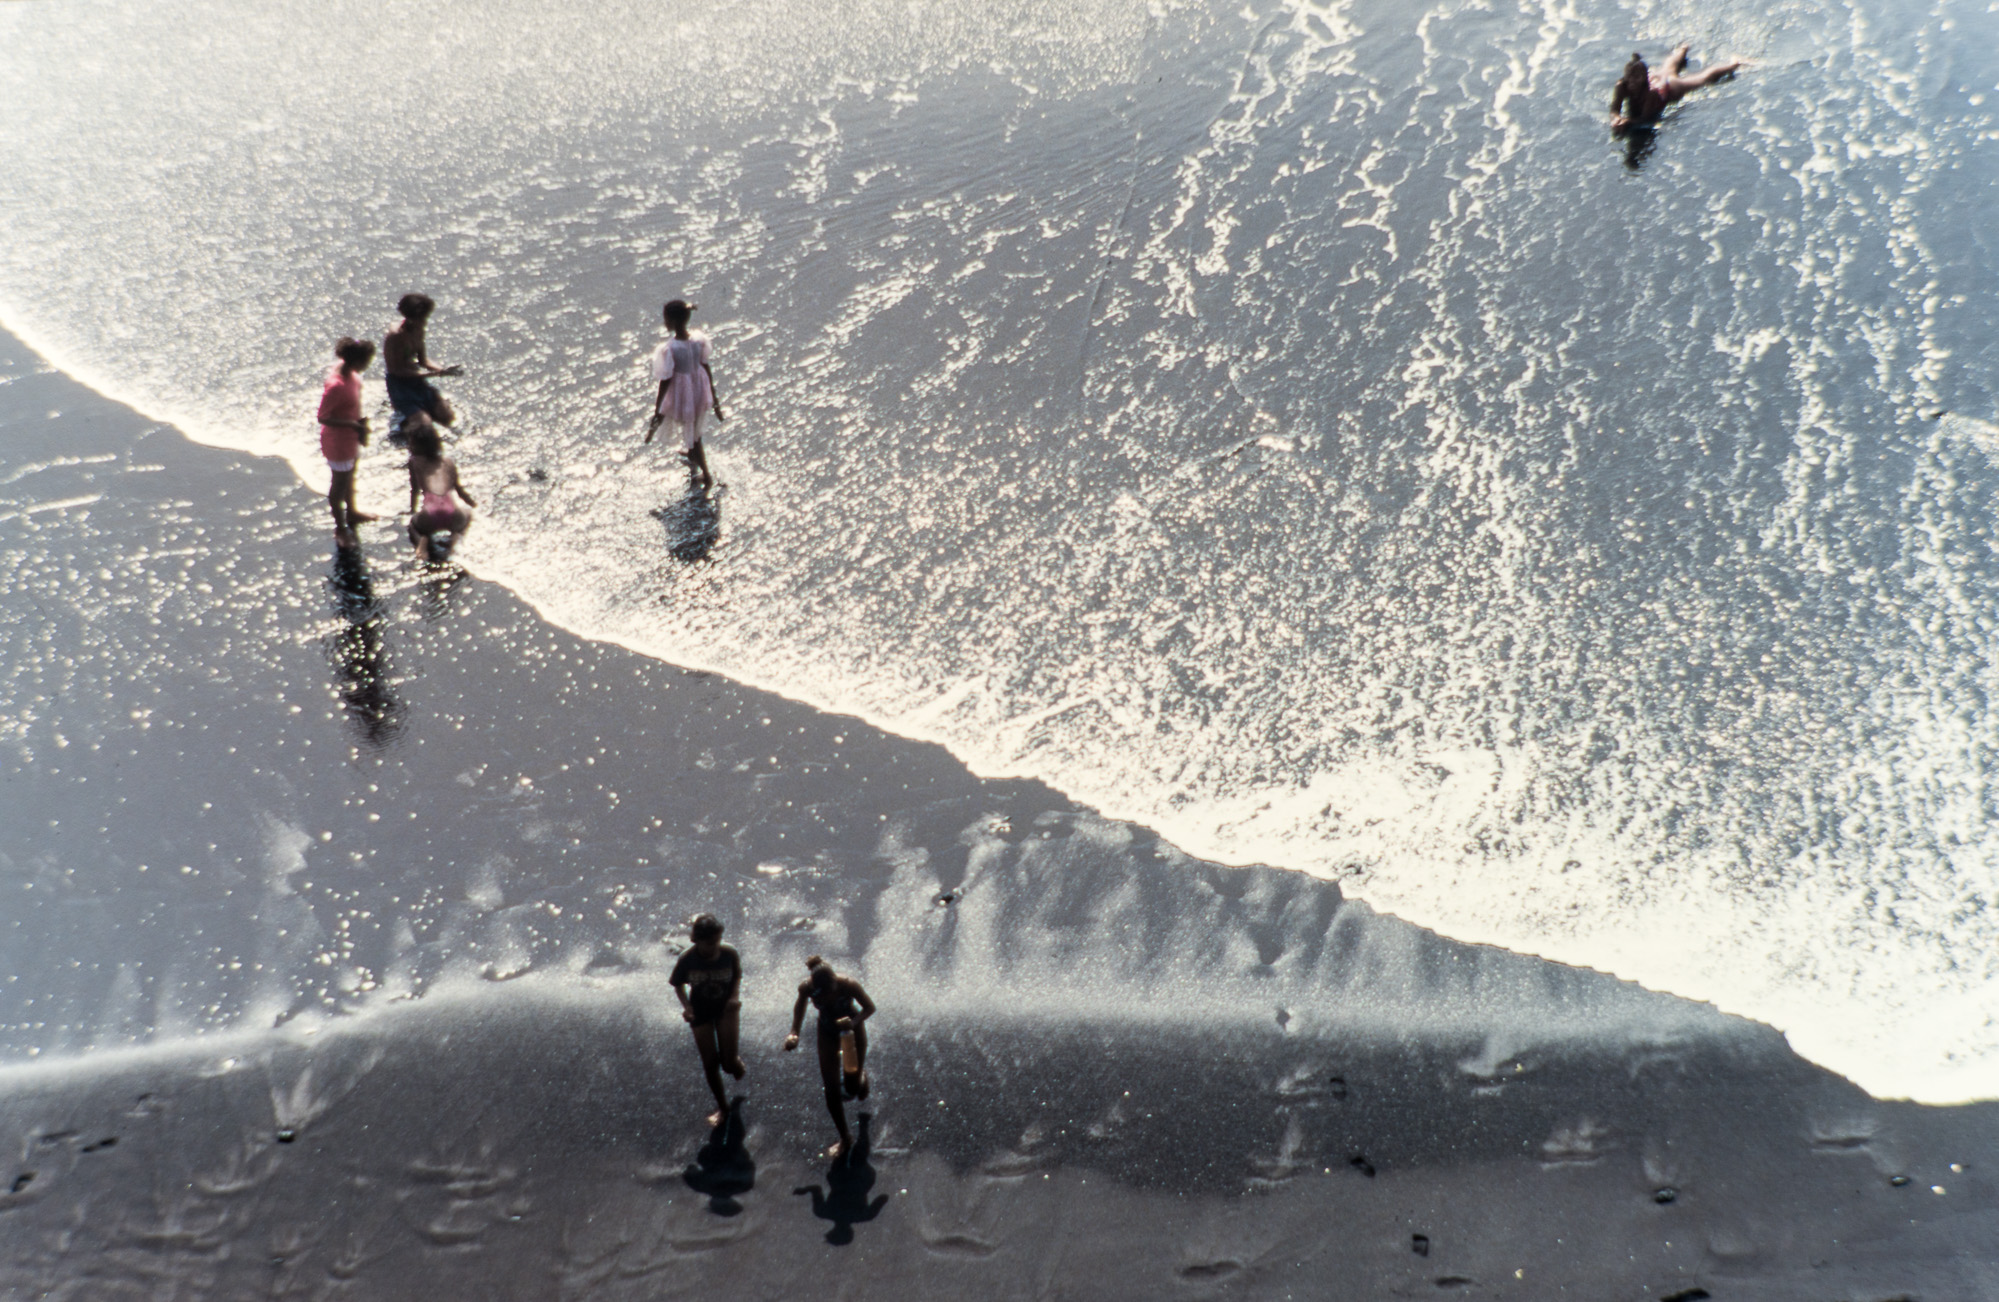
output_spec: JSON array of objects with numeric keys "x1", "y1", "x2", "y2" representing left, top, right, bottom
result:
[{"x1": 404, "y1": 415, "x2": 476, "y2": 561}]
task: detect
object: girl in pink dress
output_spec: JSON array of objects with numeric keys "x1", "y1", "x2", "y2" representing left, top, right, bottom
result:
[
  {"x1": 644, "y1": 298, "x2": 724, "y2": 490},
  {"x1": 318, "y1": 337, "x2": 377, "y2": 546}
]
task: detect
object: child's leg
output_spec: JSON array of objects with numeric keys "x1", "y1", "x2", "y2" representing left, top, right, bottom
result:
[
  {"x1": 718, "y1": 1006, "x2": 744, "y2": 1078},
  {"x1": 1681, "y1": 60, "x2": 1740, "y2": 89},
  {"x1": 816, "y1": 1033, "x2": 852, "y2": 1156},
  {"x1": 341, "y1": 473, "x2": 376, "y2": 524},
  {"x1": 692, "y1": 1023, "x2": 728, "y2": 1119}
]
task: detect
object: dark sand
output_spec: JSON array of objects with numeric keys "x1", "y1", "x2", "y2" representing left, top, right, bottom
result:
[{"x1": 3, "y1": 326, "x2": 1998, "y2": 1298}]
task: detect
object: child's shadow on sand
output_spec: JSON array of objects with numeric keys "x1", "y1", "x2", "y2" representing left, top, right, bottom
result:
[
  {"x1": 793, "y1": 1114, "x2": 888, "y2": 1246},
  {"x1": 651, "y1": 479, "x2": 722, "y2": 563},
  {"x1": 682, "y1": 1100, "x2": 756, "y2": 1216}
]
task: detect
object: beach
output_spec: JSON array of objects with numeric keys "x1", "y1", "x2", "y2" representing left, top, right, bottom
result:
[
  {"x1": 5, "y1": 331, "x2": 1998, "y2": 1296},
  {"x1": 9, "y1": 0, "x2": 1999, "y2": 1290}
]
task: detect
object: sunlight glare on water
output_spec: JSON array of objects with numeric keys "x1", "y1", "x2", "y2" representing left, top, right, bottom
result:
[{"x1": 3, "y1": 0, "x2": 1999, "y2": 1100}]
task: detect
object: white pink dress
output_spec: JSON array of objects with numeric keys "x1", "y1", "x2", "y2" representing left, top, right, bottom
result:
[{"x1": 651, "y1": 334, "x2": 712, "y2": 452}]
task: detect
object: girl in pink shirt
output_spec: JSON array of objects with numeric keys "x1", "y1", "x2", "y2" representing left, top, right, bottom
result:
[{"x1": 319, "y1": 337, "x2": 377, "y2": 545}]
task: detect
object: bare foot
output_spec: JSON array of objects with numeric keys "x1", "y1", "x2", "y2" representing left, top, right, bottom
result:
[
  {"x1": 349, "y1": 511, "x2": 380, "y2": 524},
  {"x1": 707, "y1": 1107, "x2": 727, "y2": 1129},
  {"x1": 726, "y1": 1056, "x2": 746, "y2": 1079},
  {"x1": 825, "y1": 1140, "x2": 849, "y2": 1161},
  {"x1": 335, "y1": 527, "x2": 359, "y2": 550}
]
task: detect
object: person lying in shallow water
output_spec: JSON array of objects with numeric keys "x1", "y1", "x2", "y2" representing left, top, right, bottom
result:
[
  {"x1": 1611, "y1": 45, "x2": 1743, "y2": 130},
  {"x1": 784, "y1": 956, "x2": 875, "y2": 1160},
  {"x1": 403, "y1": 415, "x2": 476, "y2": 561}
]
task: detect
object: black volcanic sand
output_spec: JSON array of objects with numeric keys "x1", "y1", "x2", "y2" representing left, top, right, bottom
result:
[{"x1": 3, "y1": 327, "x2": 1998, "y2": 1298}]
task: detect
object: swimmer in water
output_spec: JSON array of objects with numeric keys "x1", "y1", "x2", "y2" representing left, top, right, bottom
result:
[
  {"x1": 403, "y1": 414, "x2": 476, "y2": 561},
  {"x1": 784, "y1": 956, "x2": 875, "y2": 1160},
  {"x1": 644, "y1": 298, "x2": 724, "y2": 491},
  {"x1": 1611, "y1": 46, "x2": 1743, "y2": 130},
  {"x1": 383, "y1": 293, "x2": 462, "y2": 429},
  {"x1": 318, "y1": 336, "x2": 377, "y2": 547},
  {"x1": 670, "y1": 914, "x2": 746, "y2": 1130}
]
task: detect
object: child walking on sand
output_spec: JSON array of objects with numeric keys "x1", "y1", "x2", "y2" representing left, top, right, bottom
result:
[
  {"x1": 672, "y1": 915, "x2": 745, "y2": 1129},
  {"x1": 644, "y1": 298, "x2": 724, "y2": 490},
  {"x1": 784, "y1": 956, "x2": 875, "y2": 1160}
]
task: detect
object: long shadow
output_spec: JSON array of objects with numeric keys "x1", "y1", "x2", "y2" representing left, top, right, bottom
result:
[
  {"x1": 652, "y1": 478, "x2": 722, "y2": 562},
  {"x1": 325, "y1": 546, "x2": 403, "y2": 748},
  {"x1": 681, "y1": 1099, "x2": 756, "y2": 1216},
  {"x1": 792, "y1": 1113, "x2": 888, "y2": 1246}
]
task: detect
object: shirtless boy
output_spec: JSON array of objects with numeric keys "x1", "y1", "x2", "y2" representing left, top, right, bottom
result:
[{"x1": 383, "y1": 293, "x2": 462, "y2": 427}]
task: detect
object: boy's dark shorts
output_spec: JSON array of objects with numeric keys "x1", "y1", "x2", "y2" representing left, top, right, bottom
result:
[{"x1": 385, "y1": 373, "x2": 443, "y2": 416}]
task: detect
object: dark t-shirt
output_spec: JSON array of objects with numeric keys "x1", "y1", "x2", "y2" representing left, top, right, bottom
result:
[{"x1": 671, "y1": 945, "x2": 740, "y2": 1021}]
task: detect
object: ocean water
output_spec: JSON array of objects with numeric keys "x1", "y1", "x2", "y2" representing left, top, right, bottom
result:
[{"x1": 2, "y1": 0, "x2": 1997, "y2": 1102}]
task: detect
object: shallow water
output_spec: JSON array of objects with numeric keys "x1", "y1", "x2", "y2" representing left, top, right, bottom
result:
[{"x1": 3, "y1": 0, "x2": 1999, "y2": 1100}]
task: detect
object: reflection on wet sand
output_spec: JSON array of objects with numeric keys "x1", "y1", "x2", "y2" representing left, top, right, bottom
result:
[
  {"x1": 325, "y1": 546, "x2": 402, "y2": 748},
  {"x1": 652, "y1": 479, "x2": 721, "y2": 563}
]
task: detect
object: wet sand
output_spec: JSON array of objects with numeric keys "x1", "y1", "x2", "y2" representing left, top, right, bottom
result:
[{"x1": 3, "y1": 326, "x2": 1998, "y2": 1298}]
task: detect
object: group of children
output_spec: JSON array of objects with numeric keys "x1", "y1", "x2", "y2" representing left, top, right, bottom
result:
[
  {"x1": 671, "y1": 914, "x2": 877, "y2": 1160},
  {"x1": 315, "y1": 293, "x2": 477, "y2": 557},
  {"x1": 315, "y1": 294, "x2": 724, "y2": 554}
]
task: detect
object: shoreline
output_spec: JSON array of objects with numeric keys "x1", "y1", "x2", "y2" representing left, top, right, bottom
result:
[
  {"x1": 0, "y1": 309, "x2": 1933, "y2": 1100},
  {"x1": 5, "y1": 325, "x2": 1999, "y2": 1293}
]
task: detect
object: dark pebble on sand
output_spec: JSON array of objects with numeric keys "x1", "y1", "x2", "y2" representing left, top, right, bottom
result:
[
  {"x1": 1349, "y1": 1155, "x2": 1376, "y2": 1178},
  {"x1": 1653, "y1": 1186, "x2": 1677, "y2": 1204},
  {"x1": 276, "y1": 1129, "x2": 297, "y2": 1144},
  {"x1": 1327, "y1": 1076, "x2": 1348, "y2": 1099},
  {"x1": 81, "y1": 1136, "x2": 117, "y2": 1153},
  {"x1": 1890, "y1": 1174, "x2": 1911, "y2": 1187},
  {"x1": 1660, "y1": 1290, "x2": 1711, "y2": 1302},
  {"x1": 10, "y1": 1172, "x2": 33, "y2": 1193},
  {"x1": 935, "y1": 892, "x2": 956, "y2": 906},
  {"x1": 527, "y1": 467, "x2": 548, "y2": 481},
  {"x1": 1411, "y1": 1234, "x2": 1429, "y2": 1256}
]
